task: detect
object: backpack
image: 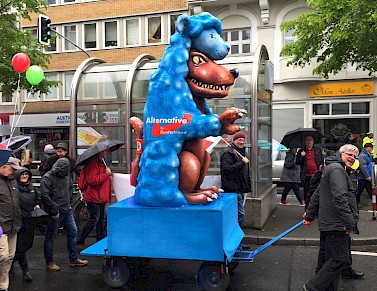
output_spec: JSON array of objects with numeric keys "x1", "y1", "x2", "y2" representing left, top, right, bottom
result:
[{"x1": 77, "y1": 169, "x2": 88, "y2": 190}]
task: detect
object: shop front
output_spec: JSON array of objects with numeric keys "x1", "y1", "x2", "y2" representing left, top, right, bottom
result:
[
  {"x1": 10, "y1": 113, "x2": 71, "y2": 162},
  {"x1": 273, "y1": 80, "x2": 375, "y2": 157}
]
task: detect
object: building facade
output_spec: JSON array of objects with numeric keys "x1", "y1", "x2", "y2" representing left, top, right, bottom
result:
[{"x1": 9, "y1": 0, "x2": 374, "y2": 160}]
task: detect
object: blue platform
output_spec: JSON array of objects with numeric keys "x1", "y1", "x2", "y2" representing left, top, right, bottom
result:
[{"x1": 81, "y1": 193, "x2": 244, "y2": 262}]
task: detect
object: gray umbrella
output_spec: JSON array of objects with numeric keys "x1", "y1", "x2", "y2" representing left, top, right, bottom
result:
[
  {"x1": 75, "y1": 139, "x2": 124, "y2": 167},
  {"x1": 0, "y1": 125, "x2": 20, "y2": 137},
  {"x1": 280, "y1": 128, "x2": 322, "y2": 148}
]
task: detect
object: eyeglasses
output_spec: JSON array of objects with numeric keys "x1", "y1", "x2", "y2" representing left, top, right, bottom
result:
[{"x1": 342, "y1": 152, "x2": 358, "y2": 159}]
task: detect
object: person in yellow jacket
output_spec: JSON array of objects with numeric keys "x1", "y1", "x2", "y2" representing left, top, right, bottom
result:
[{"x1": 362, "y1": 132, "x2": 375, "y2": 157}]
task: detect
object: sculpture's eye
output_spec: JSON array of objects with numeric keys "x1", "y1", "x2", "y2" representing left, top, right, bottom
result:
[
  {"x1": 210, "y1": 33, "x2": 215, "y2": 38},
  {"x1": 192, "y1": 55, "x2": 205, "y2": 65}
]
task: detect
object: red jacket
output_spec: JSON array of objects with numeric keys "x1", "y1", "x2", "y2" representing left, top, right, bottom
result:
[{"x1": 82, "y1": 156, "x2": 111, "y2": 204}]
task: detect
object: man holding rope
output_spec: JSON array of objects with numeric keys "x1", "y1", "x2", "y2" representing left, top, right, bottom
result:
[{"x1": 220, "y1": 132, "x2": 251, "y2": 228}]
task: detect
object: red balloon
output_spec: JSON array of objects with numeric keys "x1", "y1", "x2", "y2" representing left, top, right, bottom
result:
[{"x1": 12, "y1": 53, "x2": 30, "y2": 73}]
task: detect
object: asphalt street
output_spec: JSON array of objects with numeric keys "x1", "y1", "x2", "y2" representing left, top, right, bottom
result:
[{"x1": 8, "y1": 233, "x2": 377, "y2": 290}]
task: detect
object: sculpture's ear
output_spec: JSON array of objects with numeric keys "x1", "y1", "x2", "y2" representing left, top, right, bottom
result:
[{"x1": 176, "y1": 14, "x2": 190, "y2": 33}]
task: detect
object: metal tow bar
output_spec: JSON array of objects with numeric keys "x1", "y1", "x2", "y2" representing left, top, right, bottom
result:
[{"x1": 232, "y1": 219, "x2": 305, "y2": 262}]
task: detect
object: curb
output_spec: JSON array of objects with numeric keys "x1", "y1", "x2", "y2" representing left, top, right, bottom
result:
[{"x1": 243, "y1": 235, "x2": 377, "y2": 247}]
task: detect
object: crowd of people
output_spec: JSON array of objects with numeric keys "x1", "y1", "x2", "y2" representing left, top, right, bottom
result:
[
  {"x1": 0, "y1": 141, "x2": 112, "y2": 291},
  {"x1": 275, "y1": 130, "x2": 375, "y2": 291},
  {"x1": 0, "y1": 129, "x2": 375, "y2": 290}
]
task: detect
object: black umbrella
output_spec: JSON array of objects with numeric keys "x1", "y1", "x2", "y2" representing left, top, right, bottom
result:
[
  {"x1": 75, "y1": 139, "x2": 124, "y2": 167},
  {"x1": 281, "y1": 128, "x2": 322, "y2": 148}
]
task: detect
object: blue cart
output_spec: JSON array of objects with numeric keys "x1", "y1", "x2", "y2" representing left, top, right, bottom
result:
[{"x1": 81, "y1": 194, "x2": 303, "y2": 290}]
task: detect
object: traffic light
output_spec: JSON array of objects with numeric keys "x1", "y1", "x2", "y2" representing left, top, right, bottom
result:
[{"x1": 38, "y1": 14, "x2": 51, "y2": 46}]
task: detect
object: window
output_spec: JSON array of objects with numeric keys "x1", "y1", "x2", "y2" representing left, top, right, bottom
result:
[
  {"x1": 169, "y1": 14, "x2": 179, "y2": 37},
  {"x1": 283, "y1": 29, "x2": 296, "y2": 46},
  {"x1": 0, "y1": 92, "x2": 12, "y2": 103},
  {"x1": 63, "y1": 25, "x2": 77, "y2": 51},
  {"x1": 312, "y1": 101, "x2": 372, "y2": 157},
  {"x1": 64, "y1": 73, "x2": 74, "y2": 99},
  {"x1": 45, "y1": 74, "x2": 58, "y2": 100},
  {"x1": 125, "y1": 19, "x2": 140, "y2": 46},
  {"x1": 26, "y1": 91, "x2": 40, "y2": 101},
  {"x1": 220, "y1": 29, "x2": 250, "y2": 55},
  {"x1": 84, "y1": 23, "x2": 97, "y2": 49},
  {"x1": 104, "y1": 21, "x2": 118, "y2": 47},
  {"x1": 147, "y1": 16, "x2": 161, "y2": 44},
  {"x1": 64, "y1": 0, "x2": 75, "y2": 3},
  {"x1": 47, "y1": 0, "x2": 56, "y2": 4}
]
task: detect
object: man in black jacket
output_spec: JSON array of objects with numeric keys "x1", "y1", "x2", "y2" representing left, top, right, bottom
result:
[
  {"x1": 304, "y1": 144, "x2": 359, "y2": 291},
  {"x1": 220, "y1": 132, "x2": 251, "y2": 227},
  {"x1": 296, "y1": 134, "x2": 323, "y2": 210},
  {"x1": 41, "y1": 158, "x2": 88, "y2": 271},
  {"x1": 40, "y1": 142, "x2": 79, "y2": 177},
  {"x1": 0, "y1": 157, "x2": 23, "y2": 291}
]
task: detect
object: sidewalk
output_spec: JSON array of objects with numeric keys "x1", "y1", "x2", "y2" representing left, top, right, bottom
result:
[{"x1": 243, "y1": 204, "x2": 377, "y2": 247}]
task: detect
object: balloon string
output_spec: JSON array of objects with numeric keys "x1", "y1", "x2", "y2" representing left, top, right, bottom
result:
[
  {"x1": 10, "y1": 73, "x2": 21, "y2": 134},
  {"x1": 8, "y1": 88, "x2": 32, "y2": 148}
]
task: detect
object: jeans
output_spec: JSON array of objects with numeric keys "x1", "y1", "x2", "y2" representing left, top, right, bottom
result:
[
  {"x1": 0, "y1": 233, "x2": 17, "y2": 290},
  {"x1": 44, "y1": 209, "x2": 78, "y2": 264},
  {"x1": 77, "y1": 203, "x2": 106, "y2": 243},
  {"x1": 306, "y1": 231, "x2": 351, "y2": 291},
  {"x1": 281, "y1": 182, "x2": 303, "y2": 202},
  {"x1": 237, "y1": 193, "x2": 246, "y2": 227}
]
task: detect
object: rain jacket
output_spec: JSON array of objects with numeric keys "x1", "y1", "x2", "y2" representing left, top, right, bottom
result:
[
  {"x1": 0, "y1": 172, "x2": 21, "y2": 234},
  {"x1": 15, "y1": 168, "x2": 40, "y2": 218},
  {"x1": 41, "y1": 158, "x2": 73, "y2": 216},
  {"x1": 220, "y1": 146, "x2": 251, "y2": 193},
  {"x1": 357, "y1": 148, "x2": 373, "y2": 181},
  {"x1": 306, "y1": 152, "x2": 358, "y2": 232},
  {"x1": 82, "y1": 155, "x2": 111, "y2": 204},
  {"x1": 280, "y1": 151, "x2": 301, "y2": 183}
]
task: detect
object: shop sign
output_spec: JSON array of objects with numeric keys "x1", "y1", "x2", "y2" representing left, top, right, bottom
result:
[{"x1": 309, "y1": 81, "x2": 374, "y2": 97}]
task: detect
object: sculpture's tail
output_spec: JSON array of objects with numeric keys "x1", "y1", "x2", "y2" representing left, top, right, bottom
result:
[{"x1": 129, "y1": 116, "x2": 144, "y2": 186}]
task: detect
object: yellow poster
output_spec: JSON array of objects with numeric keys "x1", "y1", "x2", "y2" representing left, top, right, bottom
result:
[
  {"x1": 77, "y1": 129, "x2": 100, "y2": 146},
  {"x1": 309, "y1": 81, "x2": 374, "y2": 97}
]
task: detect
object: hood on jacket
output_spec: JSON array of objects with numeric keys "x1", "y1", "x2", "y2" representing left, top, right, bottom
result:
[
  {"x1": 15, "y1": 168, "x2": 32, "y2": 184},
  {"x1": 51, "y1": 158, "x2": 70, "y2": 177},
  {"x1": 45, "y1": 149, "x2": 56, "y2": 156},
  {"x1": 324, "y1": 151, "x2": 345, "y2": 167}
]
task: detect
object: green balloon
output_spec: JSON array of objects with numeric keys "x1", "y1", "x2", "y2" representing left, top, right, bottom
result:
[{"x1": 26, "y1": 65, "x2": 44, "y2": 85}]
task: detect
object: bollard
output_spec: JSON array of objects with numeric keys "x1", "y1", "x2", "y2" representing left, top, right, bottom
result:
[
  {"x1": 373, "y1": 187, "x2": 376, "y2": 221},
  {"x1": 372, "y1": 162, "x2": 377, "y2": 221}
]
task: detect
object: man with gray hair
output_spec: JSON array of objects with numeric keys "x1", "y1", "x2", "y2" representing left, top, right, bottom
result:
[
  {"x1": 0, "y1": 157, "x2": 23, "y2": 291},
  {"x1": 304, "y1": 144, "x2": 359, "y2": 291}
]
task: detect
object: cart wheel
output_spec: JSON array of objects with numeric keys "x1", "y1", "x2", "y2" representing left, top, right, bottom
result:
[
  {"x1": 197, "y1": 262, "x2": 230, "y2": 291},
  {"x1": 102, "y1": 257, "x2": 130, "y2": 288}
]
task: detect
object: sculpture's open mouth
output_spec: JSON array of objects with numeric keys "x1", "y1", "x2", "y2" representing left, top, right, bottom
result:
[
  {"x1": 186, "y1": 50, "x2": 236, "y2": 99},
  {"x1": 189, "y1": 78, "x2": 230, "y2": 92}
]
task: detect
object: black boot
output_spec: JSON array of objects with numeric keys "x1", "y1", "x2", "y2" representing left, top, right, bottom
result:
[{"x1": 23, "y1": 270, "x2": 33, "y2": 282}]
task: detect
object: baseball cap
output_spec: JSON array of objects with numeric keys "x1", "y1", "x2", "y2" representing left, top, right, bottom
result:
[
  {"x1": 56, "y1": 142, "x2": 68, "y2": 150},
  {"x1": 367, "y1": 132, "x2": 374, "y2": 135},
  {"x1": 364, "y1": 143, "x2": 373, "y2": 148},
  {"x1": 6, "y1": 157, "x2": 23, "y2": 170}
]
